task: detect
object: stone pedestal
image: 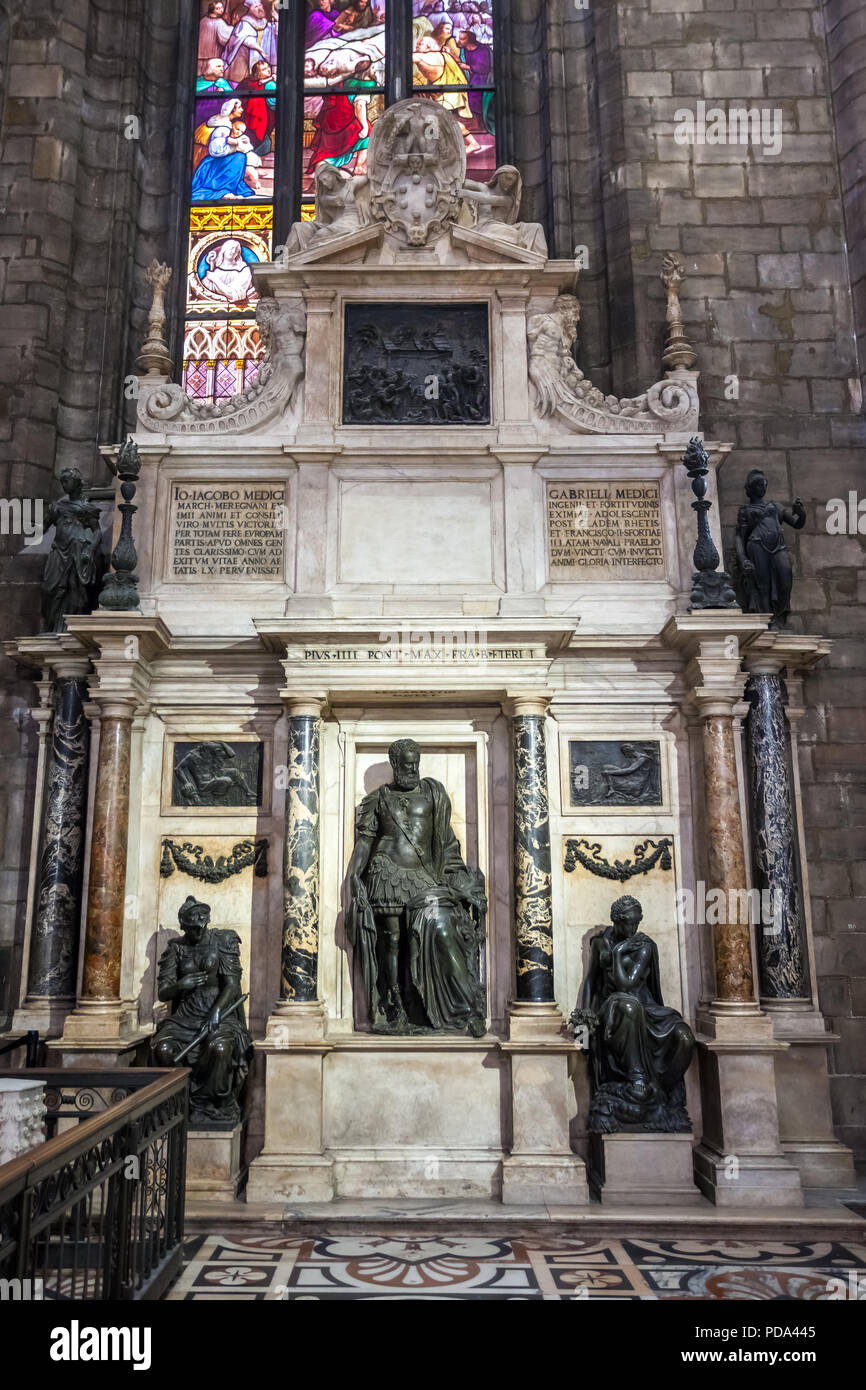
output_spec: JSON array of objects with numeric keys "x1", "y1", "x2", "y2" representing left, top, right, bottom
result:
[
  {"x1": 693, "y1": 1010, "x2": 803, "y2": 1207},
  {"x1": 770, "y1": 1008, "x2": 857, "y2": 1188},
  {"x1": 0, "y1": 1079, "x2": 46, "y2": 1164},
  {"x1": 502, "y1": 1023, "x2": 589, "y2": 1206},
  {"x1": 246, "y1": 1043, "x2": 335, "y2": 1204},
  {"x1": 186, "y1": 1123, "x2": 246, "y2": 1204},
  {"x1": 590, "y1": 1132, "x2": 702, "y2": 1206}
]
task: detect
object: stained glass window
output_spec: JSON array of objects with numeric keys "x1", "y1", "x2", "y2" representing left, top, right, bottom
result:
[
  {"x1": 411, "y1": 2, "x2": 496, "y2": 182},
  {"x1": 182, "y1": 3, "x2": 499, "y2": 400}
]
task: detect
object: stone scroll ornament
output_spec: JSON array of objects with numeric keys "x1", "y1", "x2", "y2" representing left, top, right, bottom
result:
[
  {"x1": 138, "y1": 296, "x2": 306, "y2": 435},
  {"x1": 159, "y1": 838, "x2": 268, "y2": 883},
  {"x1": 528, "y1": 282, "x2": 700, "y2": 436},
  {"x1": 681, "y1": 436, "x2": 740, "y2": 610},
  {"x1": 563, "y1": 837, "x2": 673, "y2": 883},
  {"x1": 571, "y1": 895, "x2": 695, "y2": 1134}
]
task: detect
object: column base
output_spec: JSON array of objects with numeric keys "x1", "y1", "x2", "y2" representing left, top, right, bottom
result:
[
  {"x1": 264, "y1": 999, "x2": 328, "y2": 1044},
  {"x1": 187, "y1": 1123, "x2": 246, "y2": 1204},
  {"x1": 506, "y1": 999, "x2": 566, "y2": 1042},
  {"x1": 694, "y1": 1145, "x2": 805, "y2": 1207},
  {"x1": 501, "y1": 1154, "x2": 589, "y2": 1206},
  {"x1": 57, "y1": 999, "x2": 144, "y2": 1066},
  {"x1": 10, "y1": 996, "x2": 75, "y2": 1039},
  {"x1": 246, "y1": 1154, "x2": 335, "y2": 1204},
  {"x1": 590, "y1": 1132, "x2": 702, "y2": 1206}
]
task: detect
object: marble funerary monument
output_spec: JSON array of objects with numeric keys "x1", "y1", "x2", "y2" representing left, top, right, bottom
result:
[{"x1": 10, "y1": 99, "x2": 853, "y2": 1208}]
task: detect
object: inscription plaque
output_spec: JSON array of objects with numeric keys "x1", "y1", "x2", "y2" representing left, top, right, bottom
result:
[
  {"x1": 169, "y1": 483, "x2": 285, "y2": 580},
  {"x1": 342, "y1": 303, "x2": 490, "y2": 425},
  {"x1": 568, "y1": 740, "x2": 662, "y2": 808},
  {"x1": 547, "y1": 481, "x2": 665, "y2": 580}
]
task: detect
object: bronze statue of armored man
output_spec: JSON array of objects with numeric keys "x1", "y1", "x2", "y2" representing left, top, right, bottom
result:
[
  {"x1": 345, "y1": 739, "x2": 487, "y2": 1036},
  {"x1": 573, "y1": 895, "x2": 695, "y2": 1134},
  {"x1": 151, "y1": 896, "x2": 253, "y2": 1128}
]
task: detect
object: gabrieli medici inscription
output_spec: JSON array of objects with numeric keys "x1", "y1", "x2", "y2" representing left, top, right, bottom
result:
[
  {"x1": 547, "y1": 482, "x2": 665, "y2": 580},
  {"x1": 342, "y1": 303, "x2": 490, "y2": 426}
]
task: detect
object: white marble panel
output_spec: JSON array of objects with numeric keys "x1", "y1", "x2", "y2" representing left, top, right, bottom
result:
[{"x1": 336, "y1": 478, "x2": 495, "y2": 587}]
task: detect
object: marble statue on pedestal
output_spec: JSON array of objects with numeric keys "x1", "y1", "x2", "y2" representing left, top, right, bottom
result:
[
  {"x1": 151, "y1": 896, "x2": 253, "y2": 1128},
  {"x1": 346, "y1": 738, "x2": 487, "y2": 1036},
  {"x1": 40, "y1": 467, "x2": 106, "y2": 633},
  {"x1": 573, "y1": 894, "x2": 695, "y2": 1134}
]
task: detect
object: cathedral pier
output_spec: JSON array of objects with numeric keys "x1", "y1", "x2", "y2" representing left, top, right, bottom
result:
[
  {"x1": 666, "y1": 616, "x2": 803, "y2": 1206},
  {"x1": 744, "y1": 635, "x2": 856, "y2": 1188},
  {"x1": 503, "y1": 693, "x2": 589, "y2": 1207}
]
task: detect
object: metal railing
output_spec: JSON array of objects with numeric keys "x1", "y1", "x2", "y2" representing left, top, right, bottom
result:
[
  {"x1": 0, "y1": 1031, "x2": 44, "y2": 1067},
  {"x1": 0, "y1": 1069, "x2": 188, "y2": 1300}
]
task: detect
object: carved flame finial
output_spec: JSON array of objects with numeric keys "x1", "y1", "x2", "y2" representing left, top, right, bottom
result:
[{"x1": 660, "y1": 252, "x2": 697, "y2": 373}]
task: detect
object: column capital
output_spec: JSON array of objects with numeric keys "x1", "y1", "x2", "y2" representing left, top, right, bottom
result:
[
  {"x1": 281, "y1": 691, "x2": 328, "y2": 719},
  {"x1": 65, "y1": 615, "x2": 171, "y2": 711},
  {"x1": 743, "y1": 630, "x2": 832, "y2": 676},
  {"x1": 504, "y1": 690, "x2": 553, "y2": 719}
]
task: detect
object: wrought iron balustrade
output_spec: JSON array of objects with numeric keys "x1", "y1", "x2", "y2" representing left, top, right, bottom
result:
[{"x1": 0, "y1": 1069, "x2": 188, "y2": 1301}]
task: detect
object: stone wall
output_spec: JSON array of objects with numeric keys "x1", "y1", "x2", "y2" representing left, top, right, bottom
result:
[
  {"x1": 0, "y1": 0, "x2": 184, "y2": 1022},
  {"x1": 550, "y1": 0, "x2": 866, "y2": 1161}
]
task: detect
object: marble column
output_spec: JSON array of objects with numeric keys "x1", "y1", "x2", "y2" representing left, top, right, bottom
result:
[
  {"x1": 280, "y1": 703, "x2": 321, "y2": 1003},
  {"x1": 511, "y1": 698, "x2": 555, "y2": 1006},
  {"x1": 502, "y1": 694, "x2": 587, "y2": 1203},
  {"x1": 61, "y1": 696, "x2": 139, "y2": 1053},
  {"x1": 664, "y1": 615, "x2": 803, "y2": 1207},
  {"x1": 701, "y1": 712, "x2": 755, "y2": 1005},
  {"x1": 745, "y1": 668, "x2": 810, "y2": 1003},
  {"x1": 26, "y1": 669, "x2": 91, "y2": 1005},
  {"x1": 744, "y1": 638, "x2": 855, "y2": 1187}
]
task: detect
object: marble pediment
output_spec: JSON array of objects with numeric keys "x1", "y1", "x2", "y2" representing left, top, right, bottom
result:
[{"x1": 134, "y1": 97, "x2": 700, "y2": 441}]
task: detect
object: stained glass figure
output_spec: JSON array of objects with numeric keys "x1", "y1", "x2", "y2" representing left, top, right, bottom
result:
[
  {"x1": 199, "y1": 1, "x2": 279, "y2": 84},
  {"x1": 411, "y1": 2, "x2": 495, "y2": 180}
]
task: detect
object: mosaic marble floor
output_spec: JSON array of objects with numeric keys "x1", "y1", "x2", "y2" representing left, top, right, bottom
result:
[{"x1": 167, "y1": 1230, "x2": 866, "y2": 1300}]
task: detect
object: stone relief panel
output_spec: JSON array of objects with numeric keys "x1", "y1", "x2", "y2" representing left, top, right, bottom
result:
[
  {"x1": 342, "y1": 303, "x2": 490, "y2": 425},
  {"x1": 170, "y1": 740, "x2": 264, "y2": 808},
  {"x1": 566, "y1": 740, "x2": 663, "y2": 809}
]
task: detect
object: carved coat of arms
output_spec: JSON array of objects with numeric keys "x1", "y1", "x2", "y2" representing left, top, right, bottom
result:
[{"x1": 368, "y1": 99, "x2": 466, "y2": 246}]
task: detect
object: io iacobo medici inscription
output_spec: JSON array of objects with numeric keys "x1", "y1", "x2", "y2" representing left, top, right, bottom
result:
[
  {"x1": 547, "y1": 482, "x2": 665, "y2": 580},
  {"x1": 169, "y1": 483, "x2": 285, "y2": 580}
]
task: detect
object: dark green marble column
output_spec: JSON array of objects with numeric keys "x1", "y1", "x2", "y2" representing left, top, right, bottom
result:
[
  {"x1": 26, "y1": 670, "x2": 91, "y2": 1000},
  {"x1": 281, "y1": 702, "x2": 322, "y2": 1002},
  {"x1": 511, "y1": 697, "x2": 555, "y2": 1003}
]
